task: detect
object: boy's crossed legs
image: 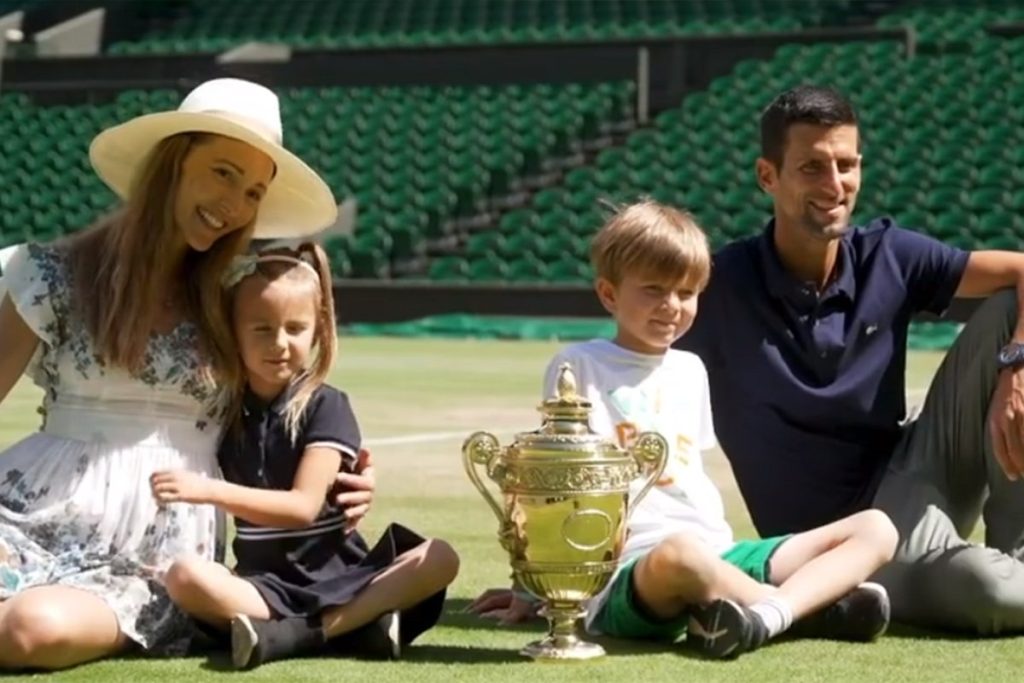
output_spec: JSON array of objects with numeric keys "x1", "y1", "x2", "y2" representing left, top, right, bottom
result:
[
  {"x1": 604, "y1": 509, "x2": 897, "y2": 658},
  {"x1": 164, "y1": 538, "x2": 459, "y2": 668}
]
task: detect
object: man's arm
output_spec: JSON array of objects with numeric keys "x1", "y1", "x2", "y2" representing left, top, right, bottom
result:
[
  {"x1": 954, "y1": 251, "x2": 1024, "y2": 479},
  {"x1": 954, "y1": 251, "x2": 1024, "y2": 343}
]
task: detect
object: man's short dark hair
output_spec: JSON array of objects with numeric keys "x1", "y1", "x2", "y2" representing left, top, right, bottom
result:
[{"x1": 760, "y1": 85, "x2": 858, "y2": 168}]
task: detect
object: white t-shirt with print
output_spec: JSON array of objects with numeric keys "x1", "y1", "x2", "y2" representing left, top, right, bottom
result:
[{"x1": 542, "y1": 339, "x2": 735, "y2": 629}]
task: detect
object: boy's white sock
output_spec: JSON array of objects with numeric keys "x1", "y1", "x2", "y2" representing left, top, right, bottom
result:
[{"x1": 748, "y1": 596, "x2": 794, "y2": 638}]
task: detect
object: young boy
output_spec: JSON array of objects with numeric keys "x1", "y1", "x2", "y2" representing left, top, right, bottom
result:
[{"x1": 470, "y1": 200, "x2": 898, "y2": 658}]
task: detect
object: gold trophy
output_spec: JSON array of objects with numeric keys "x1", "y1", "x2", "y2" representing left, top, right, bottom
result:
[{"x1": 463, "y1": 363, "x2": 668, "y2": 661}]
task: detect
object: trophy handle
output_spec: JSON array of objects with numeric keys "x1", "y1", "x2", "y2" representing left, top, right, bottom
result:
[
  {"x1": 462, "y1": 431, "x2": 505, "y2": 524},
  {"x1": 627, "y1": 431, "x2": 669, "y2": 516}
]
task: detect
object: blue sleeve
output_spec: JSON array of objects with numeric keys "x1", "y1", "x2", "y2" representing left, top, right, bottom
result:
[
  {"x1": 885, "y1": 223, "x2": 969, "y2": 316},
  {"x1": 303, "y1": 387, "x2": 361, "y2": 468}
]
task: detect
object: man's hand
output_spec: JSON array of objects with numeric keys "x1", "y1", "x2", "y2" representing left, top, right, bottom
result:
[
  {"x1": 151, "y1": 469, "x2": 217, "y2": 505},
  {"x1": 334, "y1": 448, "x2": 375, "y2": 532},
  {"x1": 466, "y1": 588, "x2": 541, "y2": 625},
  {"x1": 988, "y1": 366, "x2": 1024, "y2": 480}
]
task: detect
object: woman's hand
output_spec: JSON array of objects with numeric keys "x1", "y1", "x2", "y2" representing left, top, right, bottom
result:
[
  {"x1": 334, "y1": 448, "x2": 375, "y2": 532},
  {"x1": 151, "y1": 469, "x2": 218, "y2": 505}
]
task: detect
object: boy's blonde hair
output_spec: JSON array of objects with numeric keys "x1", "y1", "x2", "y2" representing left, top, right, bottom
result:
[{"x1": 590, "y1": 199, "x2": 711, "y2": 289}]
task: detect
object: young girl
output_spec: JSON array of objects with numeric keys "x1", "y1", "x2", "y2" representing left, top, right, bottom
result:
[{"x1": 149, "y1": 243, "x2": 459, "y2": 669}]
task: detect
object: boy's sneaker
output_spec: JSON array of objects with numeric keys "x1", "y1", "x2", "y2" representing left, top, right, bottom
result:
[
  {"x1": 231, "y1": 614, "x2": 326, "y2": 670},
  {"x1": 791, "y1": 582, "x2": 891, "y2": 642},
  {"x1": 334, "y1": 610, "x2": 402, "y2": 660},
  {"x1": 687, "y1": 598, "x2": 769, "y2": 659}
]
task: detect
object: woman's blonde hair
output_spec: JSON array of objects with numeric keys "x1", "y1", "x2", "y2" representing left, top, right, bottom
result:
[
  {"x1": 67, "y1": 133, "x2": 254, "y2": 394},
  {"x1": 590, "y1": 199, "x2": 711, "y2": 290},
  {"x1": 223, "y1": 242, "x2": 337, "y2": 441}
]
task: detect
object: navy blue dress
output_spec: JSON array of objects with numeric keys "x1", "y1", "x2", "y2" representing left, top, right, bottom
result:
[{"x1": 217, "y1": 384, "x2": 445, "y2": 644}]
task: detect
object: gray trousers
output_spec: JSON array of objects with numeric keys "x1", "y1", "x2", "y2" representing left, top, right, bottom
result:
[{"x1": 872, "y1": 289, "x2": 1024, "y2": 634}]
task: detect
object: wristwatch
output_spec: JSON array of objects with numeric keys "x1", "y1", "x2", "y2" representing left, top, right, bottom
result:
[{"x1": 997, "y1": 342, "x2": 1024, "y2": 371}]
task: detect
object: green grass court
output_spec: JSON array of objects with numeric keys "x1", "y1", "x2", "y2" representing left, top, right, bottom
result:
[{"x1": 1, "y1": 338, "x2": 1021, "y2": 682}]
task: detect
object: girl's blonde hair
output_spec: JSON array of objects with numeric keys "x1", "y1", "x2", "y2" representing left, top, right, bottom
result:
[
  {"x1": 67, "y1": 133, "x2": 254, "y2": 393},
  {"x1": 224, "y1": 242, "x2": 337, "y2": 441},
  {"x1": 590, "y1": 199, "x2": 711, "y2": 290}
]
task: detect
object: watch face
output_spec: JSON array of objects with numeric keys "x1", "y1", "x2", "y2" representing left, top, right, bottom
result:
[{"x1": 1000, "y1": 344, "x2": 1024, "y2": 366}]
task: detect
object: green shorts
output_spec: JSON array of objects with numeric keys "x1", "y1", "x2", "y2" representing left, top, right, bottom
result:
[{"x1": 590, "y1": 535, "x2": 790, "y2": 641}]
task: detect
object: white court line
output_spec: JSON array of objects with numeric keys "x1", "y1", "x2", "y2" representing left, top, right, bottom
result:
[
  {"x1": 365, "y1": 429, "x2": 517, "y2": 447},
  {"x1": 368, "y1": 387, "x2": 934, "y2": 447}
]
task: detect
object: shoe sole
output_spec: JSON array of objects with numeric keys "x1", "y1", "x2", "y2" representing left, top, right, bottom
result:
[
  {"x1": 855, "y1": 582, "x2": 891, "y2": 641},
  {"x1": 231, "y1": 615, "x2": 259, "y2": 670},
  {"x1": 688, "y1": 599, "x2": 745, "y2": 659},
  {"x1": 382, "y1": 611, "x2": 402, "y2": 660}
]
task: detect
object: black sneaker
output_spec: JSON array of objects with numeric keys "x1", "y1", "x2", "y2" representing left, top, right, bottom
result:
[
  {"x1": 231, "y1": 614, "x2": 326, "y2": 670},
  {"x1": 333, "y1": 610, "x2": 402, "y2": 660},
  {"x1": 687, "y1": 599, "x2": 769, "y2": 659},
  {"x1": 791, "y1": 582, "x2": 890, "y2": 642}
]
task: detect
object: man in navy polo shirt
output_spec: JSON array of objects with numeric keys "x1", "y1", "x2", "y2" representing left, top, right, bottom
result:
[{"x1": 679, "y1": 85, "x2": 1024, "y2": 634}]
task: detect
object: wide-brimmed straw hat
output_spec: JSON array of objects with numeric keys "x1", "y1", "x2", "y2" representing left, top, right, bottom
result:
[{"x1": 89, "y1": 78, "x2": 337, "y2": 239}]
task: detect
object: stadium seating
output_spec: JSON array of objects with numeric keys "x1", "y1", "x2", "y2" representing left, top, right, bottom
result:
[
  {"x1": 434, "y1": 32, "x2": 1022, "y2": 285},
  {"x1": 107, "y1": 0, "x2": 853, "y2": 55},
  {"x1": 877, "y1": 0, "x2": 1024, "y2": 52},
  {"x1": 6, "y1": 2, "x2": 1023, "y2": 295},
  {"x1": 0, "y1": 81, "x2": 635, "y2": 278}
]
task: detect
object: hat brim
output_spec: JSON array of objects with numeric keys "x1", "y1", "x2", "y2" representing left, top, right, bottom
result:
[{"x1": 89, "y1": 111, "x2": 338, "y2": 239}]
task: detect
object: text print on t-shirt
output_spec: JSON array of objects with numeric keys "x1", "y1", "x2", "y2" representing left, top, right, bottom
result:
[{"x1": 607, "y1": 383, "x2": 694, "y2": 485}]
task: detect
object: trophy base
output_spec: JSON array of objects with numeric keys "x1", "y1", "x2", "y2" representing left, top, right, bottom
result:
[{"x1": 520, "y1": 638, "x2": 606, "y2": 661}]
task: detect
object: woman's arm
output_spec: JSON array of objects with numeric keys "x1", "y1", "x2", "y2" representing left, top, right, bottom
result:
[
  {"x1": 151, "y1": 446, "x2": 342, "y2": 528},
  {"x1": 0, "y1": 294, "x2": 41, "y2": 406}
]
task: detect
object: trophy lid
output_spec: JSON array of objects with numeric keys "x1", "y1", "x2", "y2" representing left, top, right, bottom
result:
[
  {"x1": 524, "y1": 363, "x2": 606, "y2": 442},
  {"x1": 540, "y1": 362, "x2": 591, "y2": 419}
]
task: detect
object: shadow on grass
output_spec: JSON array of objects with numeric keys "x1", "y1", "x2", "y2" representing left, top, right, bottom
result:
[
  {"x1": 404, "y1": 644, "x2": 523, "y2": 663},
  {"x1": 882, "y1": 622, "x2": 1003, "y2": 642},
  {"x1": 198, "y1": 652, "x2": 235, "y2": 672},
  {"x1": 441, "y1": 597, "x2": 547, "y2": 634},
  {"x1": 440, "y1": 598, "x2": 681, "y2": 658},
  {"x1": 411, "y1": 640, "x2": 683, "y2": 663},
  {"x1": 593, "y1": 635, "x2": 686, "y2": 658},
  {"x1": 192, "y1": 598, "x2": 682, "y2": 671},
  {"x1": 196, "y1": 644, "x2": 521, "y2": 670}
]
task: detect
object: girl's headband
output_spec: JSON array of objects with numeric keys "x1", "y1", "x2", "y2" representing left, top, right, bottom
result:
[{"x1": 223, "y1": 254, "x2": 320, "y2": 289}]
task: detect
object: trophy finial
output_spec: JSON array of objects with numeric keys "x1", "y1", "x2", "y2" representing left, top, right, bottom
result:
[
  {"x1": 556, "y1": 363, "x2": 578, "y2": 400},
  {"x1": 539, "y1": 362, "x2": 591, "y2": 431}
]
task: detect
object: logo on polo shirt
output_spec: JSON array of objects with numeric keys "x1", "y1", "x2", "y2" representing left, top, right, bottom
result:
[{"x1": 865, "y1": 324, "x2": 878, "y2": 336}]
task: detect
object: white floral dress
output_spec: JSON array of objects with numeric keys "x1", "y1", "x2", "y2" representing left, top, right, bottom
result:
[{"x1": 0, "y1": 243, "x2": 222, "y2": 655}]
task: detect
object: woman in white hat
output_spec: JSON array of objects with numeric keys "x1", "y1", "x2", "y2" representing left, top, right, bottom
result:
[{"x1": 0, "y1": 78, "x2": 343, "y2": 669}]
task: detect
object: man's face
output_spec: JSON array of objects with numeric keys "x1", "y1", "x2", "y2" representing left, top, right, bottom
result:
[{"x1": 756, "y1": 123, "x2": 861, "y2": 242}]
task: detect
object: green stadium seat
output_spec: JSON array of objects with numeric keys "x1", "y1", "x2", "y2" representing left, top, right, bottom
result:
[
  {"x1": 932, "y1": 212, "x2": 973, "y2": 238},
  {"x1": 468, "y1": 255, "x2": 510, "y2": 282},
  {"x1": 922, "y1": 188, "x2": 966, "y2": 213},
  {"x1": 348, "y1": 245, "x2": 389, "y2": 279},
  {"x1": 428, "y1": 256, "x2": 470, "y2": 281},
  {"x1": 982, "y1": 235, "x2": 1024, "y2": 251},
  {"x1": 976, "y1": 212, "x2": 1017, "y2": 240},
  {"x1": 966, "y1": 189, "x2": 1009, "y2": 214},
  {"x1": 465, "y1": 231, "x2": 506, "y2": 259},
  {"x1": 500, "y1": 230, "x2": 544, "y2": 259},
  {"x1": 507, "y1": 256, "x2": 549, "y2": 282}
]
